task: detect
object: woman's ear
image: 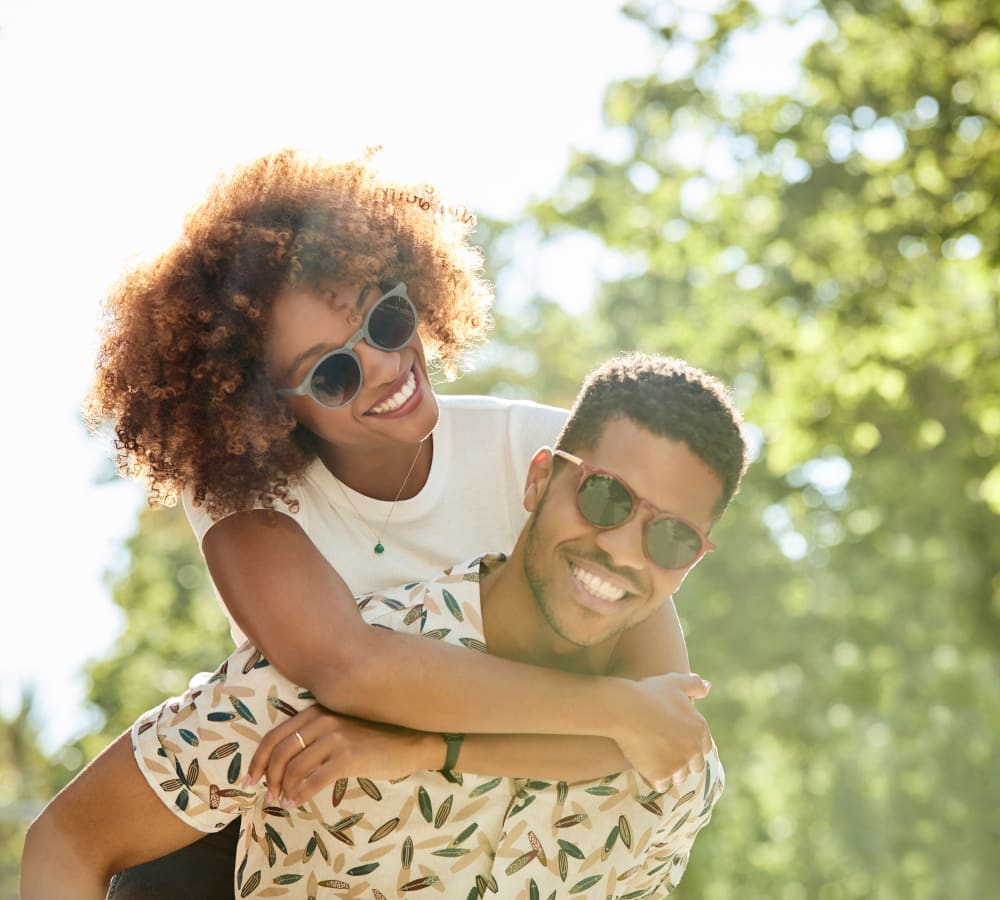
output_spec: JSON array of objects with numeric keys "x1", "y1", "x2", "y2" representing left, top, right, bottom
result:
[{"x1": 523, "y1": 446, "x2": 555, "y2": 513}]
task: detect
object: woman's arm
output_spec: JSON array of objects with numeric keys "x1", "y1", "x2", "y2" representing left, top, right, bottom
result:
[
  {"x1": 257, "y1": 718, "x2": 631, "y2": 808},
  {"x1": 203, "y1": 510, "x2": 707, "y2": 787},
  {"x1": 253, "y1": 672, "x2": 711, "y2": 806},
  {"x1": 21, "y1": 733, "x2": 206, "y2": 900}
]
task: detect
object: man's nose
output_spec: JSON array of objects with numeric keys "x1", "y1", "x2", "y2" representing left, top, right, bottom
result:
[{"x1": 593, "y1": 512, "x2": 647, "y2": 571}]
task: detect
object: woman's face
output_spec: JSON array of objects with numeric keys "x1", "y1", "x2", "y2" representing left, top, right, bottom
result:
[{"x1": 266, "y1": 280, "x2": 439, "y2": 452}]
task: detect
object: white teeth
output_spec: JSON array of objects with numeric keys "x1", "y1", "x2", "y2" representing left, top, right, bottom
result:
[
  {"x1": 370, "y1": 371, "x2": 416, "y2": 414},
  {"x1": 570, "y1": 565, "x2": 627, "y2": 602}
]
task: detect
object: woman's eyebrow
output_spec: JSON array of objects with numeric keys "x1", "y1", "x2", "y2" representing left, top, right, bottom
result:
[
  {"x1": 284, "y1": 284, "x2": 375, "y2": 377},
  {"x1": 355, "y1": 283, "x2": 376, "y2": 310},
  {"x1": 286, "y1": 343, "x2": 330, "y2": 379}
]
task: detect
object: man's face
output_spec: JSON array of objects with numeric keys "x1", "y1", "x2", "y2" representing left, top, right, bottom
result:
[{"x1": 522, "y1": 417, "x2": 724, "y2": 651}]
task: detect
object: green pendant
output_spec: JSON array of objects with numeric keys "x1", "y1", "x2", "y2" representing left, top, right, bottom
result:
[{"x1": 374, "y1": 542, "x2": 385, "y2": 554}]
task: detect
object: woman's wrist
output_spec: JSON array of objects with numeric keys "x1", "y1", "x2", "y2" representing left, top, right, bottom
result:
[
  {"x1": 594, "y1": 675, "x2": 642, "y2": 744},
  {"x1": 438, "y1": 732, "x2": 464, "y2": 783}
]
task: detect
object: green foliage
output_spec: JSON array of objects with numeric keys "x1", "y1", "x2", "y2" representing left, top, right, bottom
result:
[
  {"x1": 0, "y1": 692, "x2": 75, "y2": 900},
  {"x1": 76, "y1": 504, "x2": 231, "y2": 761},
  {"x1": 4, "y1": 506, "x2": 229, "y2": 896},
  {"x1": 472, "y1": 0, "x2": 999, "y2": 896}
]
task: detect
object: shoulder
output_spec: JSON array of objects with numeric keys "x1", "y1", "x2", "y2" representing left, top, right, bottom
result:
[
  {"x1": 358, "y1": 557, "x2": 487, "y2": 644},
  {"x1": 439, "y1": 394, "x2": 567, "y2": 440},
  {"x1": 439, "y1": 393, "x2": 565, "y2": 418}
]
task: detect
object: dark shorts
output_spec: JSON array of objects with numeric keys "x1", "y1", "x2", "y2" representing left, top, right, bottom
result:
[{"x1": 106, "y1": 819, "x2": 240, "y2": 900}]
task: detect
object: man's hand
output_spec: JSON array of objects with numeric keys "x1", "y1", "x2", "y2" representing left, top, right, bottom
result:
[
  {"x1": 612, "y1": 672, "x2": 714, "y2": 793},
  {"x1": 245, "y1": 706, "x2": 441, "y2": 808}
]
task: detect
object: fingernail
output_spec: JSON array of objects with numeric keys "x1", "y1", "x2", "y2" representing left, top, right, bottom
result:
[
  {"x1": 240, "y1": 775, "x2": 251, "y2": 789},
  {"x1": 266, "y1": 789, "x2": 274, "y2": 804},
  {"x1": 280, "y1": 795, "x2": 297, "y2": 809},
  {"x1": 702, "y1": 679, "x2": 712, "y2": 690}
]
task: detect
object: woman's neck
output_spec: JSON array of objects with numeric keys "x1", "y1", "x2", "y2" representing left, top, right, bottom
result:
[{"x1": 319, "y1": 437, "x2": 432, "y2": 501}]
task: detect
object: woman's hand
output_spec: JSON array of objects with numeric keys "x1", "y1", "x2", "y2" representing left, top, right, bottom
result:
[
  {"x1": 610, "y1": 672, "x2": 714, "y2": 792},
  {"x1": 245, "y1": 706, "x2": 442, "y2": 808}
]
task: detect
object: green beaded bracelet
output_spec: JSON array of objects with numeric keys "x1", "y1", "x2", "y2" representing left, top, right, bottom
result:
[{"x1": 440, "y1": 732, "x2": 464, "y2": 781}]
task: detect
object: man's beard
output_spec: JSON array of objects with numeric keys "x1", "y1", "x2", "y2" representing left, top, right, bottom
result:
[{"x1": 522, "y1": 503, "x2": 635, "y2": 651}]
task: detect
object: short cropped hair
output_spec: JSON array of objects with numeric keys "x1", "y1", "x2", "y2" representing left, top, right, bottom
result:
[
  {"x1": 556, "y1": 353, "x2": 749, "y2": 519},
  {"x1": 85, "y1": 149, "x2": 491, "y2": 518}
]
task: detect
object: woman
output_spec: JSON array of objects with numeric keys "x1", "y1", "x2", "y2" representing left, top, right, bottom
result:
[{"x1": 84, "y1": 150, "x2": 712, "y2": 898}]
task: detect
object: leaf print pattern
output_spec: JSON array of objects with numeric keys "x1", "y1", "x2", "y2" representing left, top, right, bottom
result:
[
  {"x1": 442, "y1": 588, "x2": 464, "y2": 622},
  {"x1": 131, "y1": 555, "x2": 722, "y2": 897}
]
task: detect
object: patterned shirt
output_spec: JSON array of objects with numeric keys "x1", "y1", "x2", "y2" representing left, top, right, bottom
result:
[{"x1": 133, "y1": 555, "x2": 723, "y2": 898}]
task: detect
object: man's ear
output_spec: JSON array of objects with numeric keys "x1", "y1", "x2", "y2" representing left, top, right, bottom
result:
[{"x1": 523, "y1": 446, "x2": 555, "y2": 513}]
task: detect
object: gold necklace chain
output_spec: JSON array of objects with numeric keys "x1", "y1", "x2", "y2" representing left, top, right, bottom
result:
[{"x1": 334, "y1": 440, "x2": 426, "y2": 555}]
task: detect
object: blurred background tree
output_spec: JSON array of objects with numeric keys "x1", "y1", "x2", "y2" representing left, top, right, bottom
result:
[
  {"x1": 459, "y1": 0, "x2": 1000, "y2": 895},
  {"x1": 0, "y1": 693, "x2": 74, "y2": 897},
  {"x1": 11, "y1": 0, "x2": 998, "y2": 897},
  {"x1": 73, "y1": 506, "x2": 232, "y2": 762}
]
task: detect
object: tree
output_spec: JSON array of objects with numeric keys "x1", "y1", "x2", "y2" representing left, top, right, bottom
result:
[
  {"x1": 77, "y1": 504, "x2": 231, "y2": 760},
  {"x1": 468, "y1": 1, "x2": 999, "y2": 896},
  {"x1": 0, "y1": 691, "x2": 75, "y2": 900}
]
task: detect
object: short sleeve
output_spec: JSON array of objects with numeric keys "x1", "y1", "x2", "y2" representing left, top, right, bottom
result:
[
  {"x1": 628, "y1": 746, "x2": 725, "y2": 894},
  {"x1": 181, "y1": 487, "x2": 301, "y2": 549},
  {"x1": 181, "y1": 488, "x2": 221, "y2": 549},
  {"x1": 131, "y1": 642, "x2": 315, "y2": 833},
  {"x1": 508, "y1": 401, "x2": 568, "y2": 459}
]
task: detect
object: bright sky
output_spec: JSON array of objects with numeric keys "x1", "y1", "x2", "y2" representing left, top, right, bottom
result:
[{"x1": 0, "y1": 0, "x2": 660, "y2": 752}]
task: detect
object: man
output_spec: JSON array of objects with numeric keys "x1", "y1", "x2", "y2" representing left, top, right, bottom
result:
[{"x1": 23, "y1": 353, "x2": 748, "y2": 899}]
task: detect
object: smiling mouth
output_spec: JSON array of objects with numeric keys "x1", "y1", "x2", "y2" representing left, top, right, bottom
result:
[
  {"x1": 570, "y1": 564, "x2": 629, "y2": 603},
  {"x1": 368, "y1": 370, "x2": 416, "y2": 415}
]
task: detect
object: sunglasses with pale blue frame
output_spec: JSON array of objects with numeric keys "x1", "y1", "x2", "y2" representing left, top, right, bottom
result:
[{"x1": 276, "y1": 282, "x2": 417, "y2": 409}]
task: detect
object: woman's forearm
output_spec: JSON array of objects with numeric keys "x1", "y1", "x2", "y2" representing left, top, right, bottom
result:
[
  {"x1": 458, "y1": 733, "x2": 628, "y2": 782},
  {"x1": 323, "y1": 624, "x2": 633, "y2": 739},
  {"x1": 203, "y1": 510, "x2": 707, "y2": 786},
  {"x1": 205, "y1": 512, "x2": 636, "y2": 741}
]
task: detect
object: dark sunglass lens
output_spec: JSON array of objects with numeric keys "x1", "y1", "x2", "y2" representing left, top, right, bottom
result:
[
  {"x1": 311, "y1": 353, "x2": 361, "y2": 407},
  {"x1": 646, "y1": 518, "x2": 702, "y2": 569},
  {"x1": 369, "y1": 294, "x2": 416, "y2": 350},
  {"x1": 577, "y1": 474, "x2": 632, "y2": 527}
]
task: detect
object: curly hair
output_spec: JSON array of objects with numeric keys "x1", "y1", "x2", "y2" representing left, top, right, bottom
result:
[
  {"x1": 84, "y1": 149, "x2": 492, "y2": 519},
  {"x1": 555, "y1": 353, "x2": 749, "y2": 520}
]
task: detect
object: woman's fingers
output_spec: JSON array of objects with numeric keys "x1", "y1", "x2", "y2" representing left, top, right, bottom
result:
[{"x1": 245, "y1": 705, "x2": 323, "y2": 790}]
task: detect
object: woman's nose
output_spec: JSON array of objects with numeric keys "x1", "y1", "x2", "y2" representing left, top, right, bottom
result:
[{"x1": 355, "y1": 339, "x2": 403, "y2": 387}]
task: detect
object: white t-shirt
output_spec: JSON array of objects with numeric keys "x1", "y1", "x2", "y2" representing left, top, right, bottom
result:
[{"x1": 183, "y1": 394, "x2": 568, "y2": 643}]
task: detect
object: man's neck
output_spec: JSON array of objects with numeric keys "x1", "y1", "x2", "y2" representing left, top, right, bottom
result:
[{"x1": 477, "y1": 555, "x2": 617, "y2": 675}]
